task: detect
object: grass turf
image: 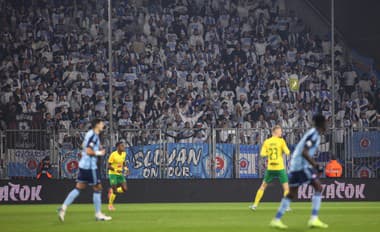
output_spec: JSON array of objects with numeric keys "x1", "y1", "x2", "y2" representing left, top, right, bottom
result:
[{"x1": 1, "y1": 202, "x2": 380, "y2": 232}]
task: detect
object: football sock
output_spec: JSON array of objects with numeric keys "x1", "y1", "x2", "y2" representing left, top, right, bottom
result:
[
  {"x1": 117, "y1": 187, "x2": 124, "y2": 193},
  {"x1": 62, "y1": 188, "x2": 80, "y2": 209},
  {"x1": 109, "y1": 192, "x2": 116, "y2": 205},
  {"x1": 93, "y1": 191, "x2": 102, "y2": 214},
  {"x1": 311, "y1": 192, "x2": 322, "y2": 220},
  {"x1": 253, "y1": 189, "x2": 264, "y2": 206},
  {"x1": 275, "y1": 197, "x2": 291, "y2": 220},
  {"x1": 283, "y1": 190, "x2": 289, "y2": 197}
]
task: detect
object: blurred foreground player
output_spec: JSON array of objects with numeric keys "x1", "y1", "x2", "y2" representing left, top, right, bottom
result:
[
  {"x1": 249, "y1": 125, "x2": 290, "y2": 210},
  {"x1": 108, "y1": 140, "x2": 129, "y2": 211},
  {"x1": 58, "y1": 118, "x2": 112, "y2": 221},
  {"x1": 270, "y1": 115, "x2": 328, "y2": 229}
]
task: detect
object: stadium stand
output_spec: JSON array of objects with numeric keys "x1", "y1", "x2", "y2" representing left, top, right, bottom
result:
[{"x1": 0, "y1": 0, "x2": 378, "y2": 138}]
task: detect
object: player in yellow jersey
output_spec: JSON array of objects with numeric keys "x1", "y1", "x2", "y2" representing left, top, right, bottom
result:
[
  {"x1": 249, "y1": 125, "x2": 291, "y2": 210},
  {"x1": 107, "y1": 141, "x2": 129, "y2": 211}
]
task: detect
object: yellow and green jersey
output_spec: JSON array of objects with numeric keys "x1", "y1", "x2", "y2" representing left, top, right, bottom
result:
[
  {"x1": 108, "y1": 150, "x2": 126, "y2": 175},
  {"x1": 260, "y1": 137, "x2": 290, "y2": 170}
]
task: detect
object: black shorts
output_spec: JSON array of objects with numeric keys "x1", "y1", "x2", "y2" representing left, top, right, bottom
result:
[
  {"x1": 288, "y1": 168, "x2": 318, "y2": 187},
  {"x1": 77, "y1": 168, "x2": 101, "y2": 186}
]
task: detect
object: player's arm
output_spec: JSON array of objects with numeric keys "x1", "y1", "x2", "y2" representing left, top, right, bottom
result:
[
  {"x1": 107, "y1": 157, "x2": 115, "y2": 171},
  {"x1": 260, "y1": 140, "x2": 267, "y2": 157},
  {"x1": 301, "y1": 138, "x2": 323, "y2": 173},
  {"x1": 108, "y1": 163, "x2": 121, "y2": 173},
  {"x1": 108, "y1": 164, "x2": 115, "y2": 171},
  {"x1": 301, "y1": 148, "x2": 318, "y2": 168},
  {"x1": 282, "y1": 139, "x2": 291, "y2": 156},
  {"x1": 108, "y1": 153, "x2": 121, "y2": 173},
  {"x1": 86, "y1": 147, "x2": 105, "y2": 156},
  {"x1": 85, "y1": 136, "x2": 105, "y2": 156}
]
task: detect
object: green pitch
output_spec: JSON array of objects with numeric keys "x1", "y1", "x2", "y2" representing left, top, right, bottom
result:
[{"x1": 1, "y1": 202, "x2": 380, "y2": 232}]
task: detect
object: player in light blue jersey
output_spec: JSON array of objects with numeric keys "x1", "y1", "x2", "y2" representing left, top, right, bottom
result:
[
  {"x1": 58, "y1": 118, "x2": 112, "y2": 222},
  {"x1": 270, "y1": 115, "x2": 328, "y2": 229}
]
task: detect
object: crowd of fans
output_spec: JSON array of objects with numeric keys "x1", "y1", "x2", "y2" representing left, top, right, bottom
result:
[{"x1": 0, "y1": 0, "x2": 379, "y2": 145}]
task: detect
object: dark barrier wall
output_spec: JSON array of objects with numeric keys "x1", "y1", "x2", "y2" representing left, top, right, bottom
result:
[{"x1": 0, "y1": 179, "x2": 379, "y2": 204}]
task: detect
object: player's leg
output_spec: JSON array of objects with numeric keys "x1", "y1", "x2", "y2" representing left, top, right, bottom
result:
[
  {"x1": 251, "y1": 181, "x2": 267, "y2": 210},
  {"x1": 113, "y1": 176, "x2": 128, "y2": 208},
  {"x1": 308, "y1": 177, "x2": 328, "y2": 228},
  {"x1": 93, "y1": 183, "x2": 104, "y2": 215},
  {"x1": 58, "y1": 169, "x2": 88, "y2": 222},
  {"x1": 270, "y1": 186, "x2": 297, "y2": 229},
  {"x1": 93, "y1": 183, "x2": 111, "y2": 221},
  {"x1": 282, "y1": 182, "x2": 289, "y2": 197},
  {"x1": 62, "y1": 182, "x2": 87, "y2": 208},
  {"x1": 91, "y1": 169, "x2": 112, "y2": 221},
  {"x1": 108, "y1": 175, "x2": 127, "y2": 210},
  {"x1": 279, "y1": 169, "x2": 291, "y2": 211},
  {"x1": 117, "y1": 175, "x2": 128, "y2": 193},
  {"x1": 121, "y1": 181, "x2": 128, "y2": 192},
  {"x1": 250, "y1": 170, "x2": 272, "y2": 210},
  {"x1": 270, "y1": 170, "x2": 301, "y2": 229},
  {"x1": 108, "y1": 185, "x2": 117, "y2": 210},
  {"x1": 114, "y1": 174, "x2": 127, "y2": 193},
  {"x1": 108, "y1": 174, "x2": 118, "y2": 210}
]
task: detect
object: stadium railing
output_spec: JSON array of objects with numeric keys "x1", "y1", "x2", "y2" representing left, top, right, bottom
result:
[
  {"x1": 0, "y1": 127, "x2": 379, "y2": 179},
  {"x1": 2, "y1": 129, "x2": 52, "y2": 178}
]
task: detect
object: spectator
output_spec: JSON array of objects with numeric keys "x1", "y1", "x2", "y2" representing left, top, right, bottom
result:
[
  {"x1": 343, "y1": 66, "x2": 358, "y2": 97},
  {"x1": 0, "y1": 0, "x2": 377, "y2": 147}
]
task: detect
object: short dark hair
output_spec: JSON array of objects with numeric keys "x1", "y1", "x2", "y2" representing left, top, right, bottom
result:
[
  {"x1": 91, "y1": 118, "x2": 103, "y2": 128},
  {"x1": 116, "y1": 140, "x2": 125, "y2": 148},
  {"x1": 313, "y1": 114, "x2": 326, "y2": 128}
]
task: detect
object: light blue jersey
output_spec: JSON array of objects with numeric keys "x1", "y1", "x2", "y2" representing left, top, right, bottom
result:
[
  {"x1": 289, "y1": 128, "x2": 321, "y2": 172},
  {"x1": 78, "y1": 129, "x2": 101, "y2": 170}
]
